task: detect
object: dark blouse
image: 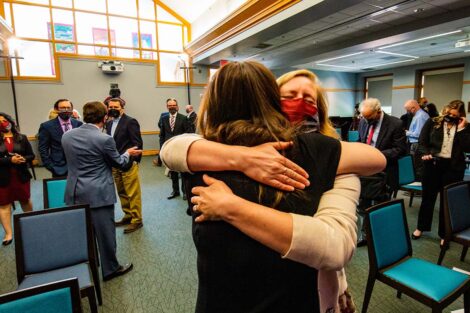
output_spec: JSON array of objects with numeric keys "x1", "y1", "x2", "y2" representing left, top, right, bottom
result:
[
  {"x1": 0, "y1": 134, "x2": 35, "y2": 187},
  {"x1": 186, "y1": 133, "x2": 341, "y2": 313}
]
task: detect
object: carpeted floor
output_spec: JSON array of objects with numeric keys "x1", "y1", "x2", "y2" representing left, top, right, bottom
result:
[{"x1": 0, "y1": 156, "x2": 469, "y2": 312}]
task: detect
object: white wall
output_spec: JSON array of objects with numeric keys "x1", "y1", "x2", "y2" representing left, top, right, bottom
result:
[{"x1": 0, "y1": 57, "x2": 207, "y2": 151}]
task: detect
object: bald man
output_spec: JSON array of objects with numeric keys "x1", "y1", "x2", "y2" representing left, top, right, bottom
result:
[
  {"x1": 404, "y1": 99, "x2": 429, "y2": 180},
  {"x1": 185, "y1": 105, "x2": 197, "y2": 133}
]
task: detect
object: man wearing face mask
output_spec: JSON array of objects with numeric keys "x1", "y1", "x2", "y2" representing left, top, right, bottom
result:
[
  {"x1": 159, "y1": 98, "x2": 190, "y2": 200},
  {"x1": 105, "y1": 98, "x2": 144, "y2": 234},
  {"x1": 62, "y1": 101, "x2": 142, "y2": 281},
  {"x1": 38, "y1": 99, "x2": 83, "y2": 177},
  {"x1": 356, "y1": 98, "x2": 407, "y2": 247}
]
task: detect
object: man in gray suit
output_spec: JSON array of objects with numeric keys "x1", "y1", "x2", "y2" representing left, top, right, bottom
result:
[{"x1": 62, "y1": 101, "x2": 142, "y2": 281}]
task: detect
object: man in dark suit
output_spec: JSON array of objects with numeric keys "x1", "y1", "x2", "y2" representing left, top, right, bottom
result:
[
  {"x1": 357, "y1": 98, "x2": 407, "y2": 246},
  {"x1": 106, "y1": 98, "x2": 144, "y2": 234},
  {"x1": 38, "y1": 99, "x2": 82, "y2": 177},
  {"x1": 185, "y1": 105, "x2": 197, "y2": 133},
  {"x1": 153, "y1": 112, "x2": 170, "y2": 167},
  {"x1": 159, "y1": 98, "x2": 190, "y2": 199},
  {"x1": 62, "y1": 101, "x2": 142, "y2": 281}
]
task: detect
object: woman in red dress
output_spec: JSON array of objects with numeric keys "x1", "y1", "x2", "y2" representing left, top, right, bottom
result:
[{"x1": 0, "y1": 113, "x2": 34, "y2": 246}]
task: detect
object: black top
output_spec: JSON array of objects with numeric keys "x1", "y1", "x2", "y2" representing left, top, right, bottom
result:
[
  {"x1": 0, "y1": 134, "x2": 35, "y2": 187},
  {"x1": 418, "y1": 119, "x2": 470, "y2": 172},
  {"x1": 186, "y1": 133, "x2": 341, "y2": 313}
]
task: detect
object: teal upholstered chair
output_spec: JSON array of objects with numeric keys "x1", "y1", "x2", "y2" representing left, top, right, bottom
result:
[
  {"x1": 348, "y1": 130, "x2": 359, "y2": 142},
  {"x1": 394, "y1": 155, "x2": 422, "y2": 207},
  {"x1": 335, "y1": 128, "x2": 342, "y2": 139},
  {"x1": 0, "y1": 278, "x2": 82, "y2": 313},
  {"x1": 438, "y1": 181, "x2": 470, "y2": 265},
  {"x1": 362, "y1": 199, "x2": 470, "y2": 313},
  {"x1": 14, "y1": 205, "x2": 102, "y2": 313},
  {"x1": 42, "y1": 177, "x2": 67, "y2": 209}
]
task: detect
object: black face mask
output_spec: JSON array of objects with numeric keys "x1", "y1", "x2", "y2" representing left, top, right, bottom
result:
[
  {"x1": 58, "y1": 111, "x2": 72, "y2": 120},
  {"x1": 366, "y1": 118, "x2": 378, "y2": 126},
  {"x1": 168, "y1": 108, "x2": 177, "y2": 115},
  {"x1": 443, "y1": 115, "x2": 460, "y2": 125},
  {"x1": 108, "y1": 109, "x2": 120, "y2": 118}
]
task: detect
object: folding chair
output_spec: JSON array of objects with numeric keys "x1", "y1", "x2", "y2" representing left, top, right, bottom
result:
[
  {"x1": 0, "y1": 278, "x2": 82, "y2": 313},
  {"x1": 438, "y1": 181, "x2": 470, "y2": 265},
  {"x1": 362, "y1": 199, "x2": 470, "y2": 313},
  {"x1": 14, "y1": 205, "x2": 102, "y2": 313}
]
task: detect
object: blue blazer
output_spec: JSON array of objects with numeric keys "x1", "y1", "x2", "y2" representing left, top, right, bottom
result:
[
  {"x1": 38, "y1": 117, "x2": 82, "y2": 176},
  {"x1": 61, "y1": 124, "x2": 129, "y2": 208}
]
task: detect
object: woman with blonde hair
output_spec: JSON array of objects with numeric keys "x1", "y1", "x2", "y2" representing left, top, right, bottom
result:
[
  {"x1": 162, "y1": 62, "x2": 384, "y2": 313},
  {"x1": 412, "y1": 100, "x2": 470, "y2": 242}
]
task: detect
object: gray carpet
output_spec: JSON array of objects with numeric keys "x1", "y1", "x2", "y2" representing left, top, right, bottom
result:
[{"x1": 0, "y1": 157, "x2": 469, "y2": 312}]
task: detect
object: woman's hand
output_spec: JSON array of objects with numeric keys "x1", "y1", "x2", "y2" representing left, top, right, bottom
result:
[
  {"x1": 421, "y1": 154, "x2": 433, "y2": 161},
  {"x1": 238, "y1": 142, "x2": 310, "y2": 192},
  {"x1": 11, "y1": 154, "x2": 26, "y2": 164},
  {"x1": 191, "y1": 174, "x2": 236, "y2": 223}
]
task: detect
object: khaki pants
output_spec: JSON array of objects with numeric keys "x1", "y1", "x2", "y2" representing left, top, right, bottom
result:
[{"x1": 112, "y1": 162, "x2": 142, "y2": 224}]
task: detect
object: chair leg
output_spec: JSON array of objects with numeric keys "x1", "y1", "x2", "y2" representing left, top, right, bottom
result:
[
  {"x1": 362, "y1": 274, "x2": 376, "y2": 313},
  {"x1": 87, "y1": 288, "x2": 98, "y2": 313},
  {"x1": 409, "y1": 192, "x2": 414, "y2": 207},
  {"x1": 30, "y1": 166, "x2": 36, "y2": 180},
  {"x1": 396, "y1": 290, "x2": 402, "y2": 299},
  {"x1": 461, "y1": 246, "x2": 468, "y2": 262},
  {"x1": 464, "y1": 289, "x2": 469, "y2": 313},
  {"x1": 437, "y1": 241, "x2": 448, "y2": 265}
]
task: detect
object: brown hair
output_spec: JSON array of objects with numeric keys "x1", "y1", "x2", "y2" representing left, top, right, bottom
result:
[
  {"x1": 433, "y1": 99, "x2": 467, "y2": 128},
  {"x1": 276, "y1": 69, "x2": 339, "y2": 139},
  {"x1": 83, "y1": 101, "x2": 107, "y2": 124},
  {"x1": 198, "y1": 61, "x2": 293, "y2": 146},
  {"x1": 197, "y1": 61, "x2": 294, "y2": 205}
]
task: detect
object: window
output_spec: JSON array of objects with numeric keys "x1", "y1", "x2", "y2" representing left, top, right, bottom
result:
[
  {"x1": 420, "y1": 67, "x2": 464, "y2": 111},
  {"x1": 4, "y1": 0, "x2": 190, "y2": 82},
  {"x1": 365, "y1": 75, "x2": 393, "y2": 114}
]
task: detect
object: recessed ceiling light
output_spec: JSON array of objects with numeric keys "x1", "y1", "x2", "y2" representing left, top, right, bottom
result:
[
  {"x1": 371, "y1": 5, "x2": 399, "y2": 17},
  {"x1": 379, "y1": 30, "x2": 462, "y2": 49},
  {"x1": 316, "y1": 63, "x2": 356, "y2": 69},
  {"x1": 316, "y1": 52, "x2": 364, "y2": 63},
  {"x1": 370, "y1": 58, "x2": 415, "y2": 68},
  {"x1": 376, "y1": 51, "x2": 419, "y2": 58}
]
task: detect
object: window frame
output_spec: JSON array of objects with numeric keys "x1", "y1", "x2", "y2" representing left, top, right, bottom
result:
[{"x1": 0, "y1": 0, "x2": 197, "y2": 85}]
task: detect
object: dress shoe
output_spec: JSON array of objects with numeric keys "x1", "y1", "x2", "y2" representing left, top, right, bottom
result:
[
  {"x1": 182, "y1": 194, "x2": 187, "y2": 201},
  {"x1": 411, "y1": 230, "x2": 422, "y2": 240},
  {"x1": 103, "y1": 263, "x2": 133, "y2": 282},
  {"x1": 357, "y1": 239, "x2": 367, "y2": 247},
  {"x1": 2, "y1": 239, "x2": 12, "y2": 246},
  {"x1": 115, "y1": 218, "x2": 132, "y2": 227},
  {"x1": 167, "y1": 192, "x2": 180, "y2": 199},
  {"x1": 186, "y1": 207, "x2": 192, "y2": 216},
  {"x1": 123, "y1": 222, "x2": 143, "y2": 234}
]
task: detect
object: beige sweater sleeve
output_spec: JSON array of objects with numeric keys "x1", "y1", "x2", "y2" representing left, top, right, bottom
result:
[
  {"x1": 160, "y1": 133, "x2": 203, "y2": 173},
  {"x1": 282, "y1": 174, "x2": 359, "y2": 271}
]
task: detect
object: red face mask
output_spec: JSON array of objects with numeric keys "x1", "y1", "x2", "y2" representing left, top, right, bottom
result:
[
  {"x1": 281, "y1": 98, "x2": 318, "y2": 124},
  {"x1": 0, "y1": 120, "x2": 11, "y2": 133}
]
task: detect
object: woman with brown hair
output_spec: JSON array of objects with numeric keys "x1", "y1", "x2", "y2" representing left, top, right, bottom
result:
[
  {"x1": 412, "y1": 100, "x2": 470, "y2": 242},
  {"x1": 162, "y1": 62, "x2": 384, "y2": 313},
  {"x1": 0, "y1": 113, "x2": 34, "y2": 246}
]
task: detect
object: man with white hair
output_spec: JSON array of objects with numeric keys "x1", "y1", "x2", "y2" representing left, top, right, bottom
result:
[
  {"x1": 404, "y1": 99, "x2": 429, "y2": 180},
  {"x1": 356, "y1": 98, "x2": 407, "y2": 246}
]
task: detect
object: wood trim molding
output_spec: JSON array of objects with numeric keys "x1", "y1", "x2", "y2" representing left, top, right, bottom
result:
[
  {"x1": 323, "y1": 88, "x2": 360, "y2": 92},
  {"x1": 185, "y1": 0, "x2": 301, "y2": 59},
  {"x1": 463, "y1": 80, "x2": 470, "y2": 85},
  {"x1": 142, "y1": 149, "x2": 159, "y2": 156},
  {"x1": 28, "y1": 130, "x2": 160, "y2": 141},
  {"x1": 392, "y1": 85, "x2": 416, "y2": 90}
]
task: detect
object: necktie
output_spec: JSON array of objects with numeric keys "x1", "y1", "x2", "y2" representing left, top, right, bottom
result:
[
  {"x1": 366, "y1": 124, "x2": 375, "y2": 145},
  {"x1": 63, "y1": 123, "x2": 70, "y2": 133},
  {"x1": 170, "y1": 115, "x2": 175, "y2": 132}
]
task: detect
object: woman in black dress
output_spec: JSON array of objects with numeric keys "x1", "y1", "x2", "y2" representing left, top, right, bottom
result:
[
  {"x1": 183, "y1": 61, "x2": 383, "y2": 313},
  {"x1": 412, "y1": 100, "x2": 470, "y2": 242},
  {"x1": 0, "y1": 113, "x2": 34, "y2": 245}
]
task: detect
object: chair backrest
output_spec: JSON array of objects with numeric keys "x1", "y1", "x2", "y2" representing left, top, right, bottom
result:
[
  {"x1": 444, "y1": 181, "x2": 470, "y2": 234},
  {"x1": 0, "y1": 278, "x2": 82, "y2": 313},
  {"x1": 366, "y1": 199, "x2": 411, "y2": 269},
  {"x1": 335, "y1": 128, "x2": 342, "y2": 139},
  {"x1": 398, "y1": 155, "x2": 415, "y2": 185},
  {"x1": 348, "y1": 130, "x2": 359, "y2": 142},
  {"x1": 14, "y1": 205, "x2": 92, "y2": 277},
  {"x1": 43, "y1": 178, "x2": 67, "y2": 209}
]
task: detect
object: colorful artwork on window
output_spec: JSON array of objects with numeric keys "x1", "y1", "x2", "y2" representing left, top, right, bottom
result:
[
  {"x1": 92, "y1": 27, "x2": 115, "y2": 56},
  {"x1": 47, "y1": 23, "x2": 76, "y2": 53},
  {"x1": 132, "y1": 32, "x2": 153, "y2": 59}
]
